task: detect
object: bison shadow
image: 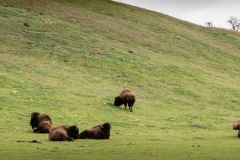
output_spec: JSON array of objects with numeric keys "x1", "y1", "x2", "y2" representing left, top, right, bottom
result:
[{"x1": 106, "y1": 102, "x2": 127, "y2": 111}]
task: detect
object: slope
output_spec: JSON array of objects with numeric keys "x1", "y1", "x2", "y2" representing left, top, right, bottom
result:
[{"x1": 1, "y1": 0, "x2": 240, "y2": 159}]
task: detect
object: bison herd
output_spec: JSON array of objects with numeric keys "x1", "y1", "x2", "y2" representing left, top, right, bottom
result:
[
  {"x1": 29, "y1": 89, "x2": 134, "y2": 141},
  {"x1": 30, "y1": 112, "x2": 112, "y2": 141},
  {"x1": 29, "y1": 89, "x2": 240, "y2": 141}
]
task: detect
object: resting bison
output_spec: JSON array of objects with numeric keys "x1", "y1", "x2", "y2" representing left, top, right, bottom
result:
[
  {"x1": 49, "y1": 125, "x2": 79, "y2": 141},
  {"x1": 237, "y1": 130, "x2": 240, "y2": 138},
  {"x1": 114, "y1": 89, "x2": 135, "y2": 112},
  {"x1": 233, "y1": 120, "x2": 240, "y2": 130},
  {"x1": 79, "y1": 122, "x2": 111, "y2": 139},
  {"x1": 30, "y1": 112, "x2": 53, "y2": 133},
  {"x1": 233, "y1": 120, "x2": 240, "y2": 138}
]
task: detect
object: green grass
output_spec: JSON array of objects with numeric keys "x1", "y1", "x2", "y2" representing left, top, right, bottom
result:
[{"x1": 1, "y1": 0, "x2": 240, "y2": 159}]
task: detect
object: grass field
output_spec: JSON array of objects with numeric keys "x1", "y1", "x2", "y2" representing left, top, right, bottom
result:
[{"x1": 1, "y1": 0, "x2": 240, "y2": 159}]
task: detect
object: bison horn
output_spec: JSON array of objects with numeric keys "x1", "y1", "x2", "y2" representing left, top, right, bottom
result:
[{"x1": 101, "y1": 124, "x2": 104, "y2": 129}]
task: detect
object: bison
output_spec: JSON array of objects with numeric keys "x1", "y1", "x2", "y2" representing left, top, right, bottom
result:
[
  {"x1": 233, "y1": 120, "x2": 240, "y2": 138},
  {"x1": 30, "y1": 112, "x2": 53, "y2": 133},
  {"x1": 79, "y1": 122, "x2": 111, "y2": 139},
  {"x1": 233, "y1": 120, "x2": 240, "y2": 130},
  {"x1": 49, "y1": 125, "x2": 79, "y2": 141},
  {"x1": 114, "y1": 89, "x2": 135, "y2": 112}
]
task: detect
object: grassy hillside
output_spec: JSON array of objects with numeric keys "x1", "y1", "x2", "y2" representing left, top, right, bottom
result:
[{"x1": 1, "y1": 0, "x2": 240, "y2": 159}]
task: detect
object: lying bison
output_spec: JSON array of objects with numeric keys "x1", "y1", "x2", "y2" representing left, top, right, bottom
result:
[
  {"x1": 114, "y1": 89, "x2": 135, "y2": 112},
  {"x1": 30, "y1": 112, "x2": 53, "y2": 133},
  {"x1": 233, "y1": 120, "x2": 240, "y2": 138},
  {"x1": 49, "y1": 125, "x2": 79, "y2": 141},
  {"x1": 79, "y1": 122, "x2": 111, "y2": 139}
]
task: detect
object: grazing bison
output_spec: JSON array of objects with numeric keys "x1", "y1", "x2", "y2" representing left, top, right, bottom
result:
[
  {"x1": 49, "y1": 125, "x2": 79, "y2": 141},
  {"x1": 233, "y1": 120, "x2": 240, "y2": 130},
  {"x1": 79, "y1": 122, "x2": 111, "y2": 139},
  {"x1": 30, "y1": 112, "x2": 53, "y2": 133},
  {"x1": 114, "y1": 89, "x2": 135, "y2": 112}
]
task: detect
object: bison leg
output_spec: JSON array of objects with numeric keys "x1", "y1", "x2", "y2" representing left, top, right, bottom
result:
[
  {"x1": 129, "y1": 106, "x2": 133, "y2": 112},
  {"x1": 66, "y1": 137, "x2": 74, "y2": 141},
  {"x1": 128, "y1": 100, "x2": 135, "y2": 112},
  {"x1": 127, "y1": 103, "x2": 133, "y2": 112},
  {"x1": 34, "y1": 126, "x2": 49, "y2": 133},
  {"x1": 33, "y1": 126, "x2": 43, "y2": 133},
  {"x1": 124, "y1": 103, "x2": 127, "y2": 110}
]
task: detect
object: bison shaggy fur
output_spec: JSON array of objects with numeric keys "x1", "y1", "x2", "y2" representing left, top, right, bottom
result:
[
  {"x1": 114, "y1": 89, "x2": 135, "y2": 112},
  {"x1": 49, "y1": 125, "x2": 79, "y2": 141},
  {"x1": 79, "y1": 122, "x2": 111, "y2": 139},
  {"x1": 30, "y1": 112, "x2": 53, "y2": 133}
]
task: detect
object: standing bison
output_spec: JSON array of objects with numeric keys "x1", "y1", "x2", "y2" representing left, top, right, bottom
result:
[
  {"x1": 49, "y1": 125, "x2": 79, "y2": 141},
  {"x1": 79, "y1": 122, "x2": 111, "y2": 139},
  {"x1": 30, "y1": 112, "x2": 53, "y2": 133},
  {"x1": 114, "y1": 89, "x2": 135, "y2": 112}
]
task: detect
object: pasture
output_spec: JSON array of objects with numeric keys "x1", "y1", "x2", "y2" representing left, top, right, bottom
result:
[{"x1": 1, "y1": 0, "x2": 240, "y2": 159}]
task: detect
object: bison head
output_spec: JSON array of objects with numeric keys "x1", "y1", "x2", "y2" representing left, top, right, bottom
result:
[
  {"x1": 114, "y1": 97, "x2": 122, "y2": 106},
  {"x1": 233, "y1": 120, "x2": 240, "y2": 130},
  {"x1": 30, "y1": 112, "x2": 40, "y2": 129},
  {"x1": 68, "y1": 125, "x2": 79, "y2": 140},
  {"x1": 101, "y1": 122, "x2": 111, "y2": 139}
]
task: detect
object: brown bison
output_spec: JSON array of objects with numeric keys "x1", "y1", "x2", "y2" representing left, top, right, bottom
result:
[
  {"x1": 30, "y1": 112, "x2": 53, "y2": 133},
  {"x1": 79, "y1": 122, "x2": 111, "y2": 139},
  {"x1": 49, "y1": 125, "x2": 79, "y2": 141},
  {"x1": 233, "y1": 120, "x2": 240, "y2": 130},
  {"x1": 114, "y1": 89, "x2": 135, "y2": 112},
  {"x1": 233, "y1": 120, "x2": 240, "y2": 138}
]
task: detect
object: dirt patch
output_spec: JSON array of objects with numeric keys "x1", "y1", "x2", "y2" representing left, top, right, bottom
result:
[{"x1": 190, "y1": 124, "x2": 208, "y2": 129}]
